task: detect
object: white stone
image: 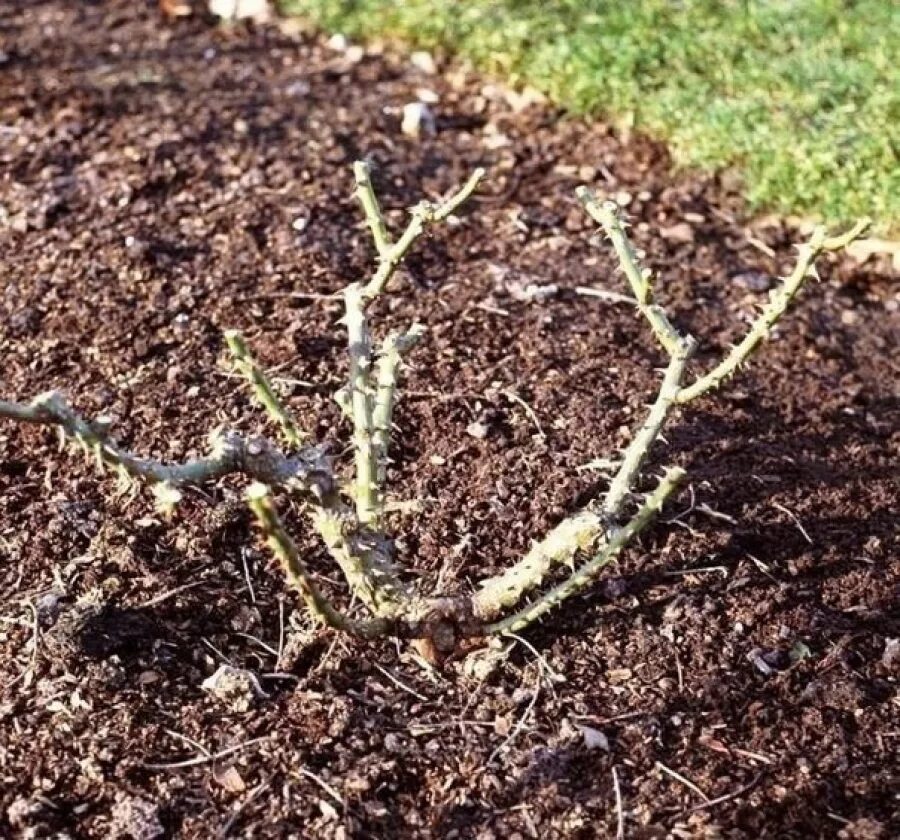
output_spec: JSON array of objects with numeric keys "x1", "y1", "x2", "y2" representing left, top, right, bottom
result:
[
  {"x1": 208, "y1": 0, "x2": 272, "y2": 23},
  {"x1": 401, "y1": 102, "x2": 436, "y2": 139},
  {"x1": 410, "y1": 50, "x2": 437, "y2": 74},
  {"x1": 201, "y1": 665, "x2": 269, "y2": 712}
]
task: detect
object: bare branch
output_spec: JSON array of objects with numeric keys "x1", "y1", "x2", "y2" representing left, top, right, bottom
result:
[
  {"x1": 224, "y1": 330, "x2": 305, "y2": 449},
  {"x1": 484, "y1": 467, "x2": 685, "y2": 635},
  {"x1": 433, "y1": 168, "x2": 485, "y2": 222},
  {"x1": 343, "y1": 283, "x2": 378, "y2": 524},
  {"x1": 473, "y1": 510, "x2": 602, "y2": 621},
  {"x1": 676, "y1": 218, "x2": 871, "y2": 404},
  {"x1": 247, "y1": 484, "x2": 391, "y2": 638},
  {"x1": 577, "y1": 190, "x2": 684, "y2": 356},
  {"x1": 360, "y1": 166, "x2": 485, "y2": 303},
  {"x1": 0, "y1": 392, "x2": 332, "y2": 499},
  {"x1": 603, "y1": 336, "x2": 695, "y2": 518},
  {"x1": 372, "y1": 324, "x2": 426, "y2": 510},
  {"x1": 353, "y1": 160, "x2": 392, "y2": 259}
]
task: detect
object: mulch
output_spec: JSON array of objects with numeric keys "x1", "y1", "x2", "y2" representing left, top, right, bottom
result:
[{"x1": 0, "y1": 2, "x2": 897, "y2": 837}]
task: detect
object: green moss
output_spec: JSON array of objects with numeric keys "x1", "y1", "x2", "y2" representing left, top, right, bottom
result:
[{"x1": 284, "y1": 0, "x2": 899, "y2": 230}]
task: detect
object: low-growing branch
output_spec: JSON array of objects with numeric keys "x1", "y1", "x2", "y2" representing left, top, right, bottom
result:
[
  {"x1": 0, "y1": 392, "x2": 332, "y2": 499},
  {"x1": 484, "y1": 467, "x2": 685, "y2": 636},
  {"x1": 472, "y1": 510, "x2": 602, "y2": 621}
]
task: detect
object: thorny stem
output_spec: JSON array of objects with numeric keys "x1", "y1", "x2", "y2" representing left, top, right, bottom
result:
[
  {"x1": 371, "y1": 324, "x2": 425, "y2": 510},
  {"x1": 247, "y1": 484, "x2": 391, "y2": 638},
  {"x1": 468, "y1": 330, "x2": 692, "y2": 627},
  {"x1": 577, "y1": 190, "x2": 684, "y2": 355},
  {"x1": 359, "y1": 167, "x2": 485, "y2": 303},
  {"x1": 471, "y1": 193, "x2": 693, "y2": 622},
  {"x1": 468, "y1": 341, "x2": 692, "y2": 624},
  {"x1": 346, "y1": 164, "x2": 482, "y2": 520},
  {"x1": 344, "y1": 283, "x2": 378, "y2": 524},
  {"x1": 0, "y1": 392, "x2": 331, "y2": 498},
  {"x1": 1, "y1": 159, "x2": 870, "y2": 650},
  {"x1": 484, "y1": 467, "x2": 685, "y2": 635},
  {"x1": 675, "y1": 218, "x2": 871, "y2": 404},
  {"x1": 602, "y1": 337, "x2": 696, "y2": 518},
  {"x1": 307, "y1": 506, "x2": 410, "y2": 619},
  {"x1": 224, "y1": 330, "x2": 305, "y2": 449},
  {"x1": 0, "y1": 387, "x2": 409, "y2": 619},
  {"x1": 472, "y1": 199, "x2": 867, "y2": 634},
  {"x1": 472, "y1": 510, "x2": 602, "y2": 620},
  {"x1": 353, "y1": 161, "x2": 392, "y2": 259}
]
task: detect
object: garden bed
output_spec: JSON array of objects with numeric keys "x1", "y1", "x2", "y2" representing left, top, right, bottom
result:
[{"x1": 0, "y1": 2, "x2": 896, "y2": 837}]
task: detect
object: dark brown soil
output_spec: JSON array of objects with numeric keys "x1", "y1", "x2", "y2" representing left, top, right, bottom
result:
[{"x1": 1, "y1": 2, "x2": 897, "y2": 838}]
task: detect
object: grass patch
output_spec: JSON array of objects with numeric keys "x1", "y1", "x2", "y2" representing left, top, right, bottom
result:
[{"x1": 284, "y1": 0, "x2": 899, "y2": 230}]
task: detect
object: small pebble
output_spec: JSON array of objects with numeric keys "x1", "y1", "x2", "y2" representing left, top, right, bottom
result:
[
  {"x1": 731, "y1": 270, "x2": 773, "y2": 292},
  {"x1": 578, "y1": 725, "x2": 610, "y2": 751},
  {"x1": 882, "y1": 638, "x2": 899, "y2": 670},
  {"x1": 401, "y1": 102, "x2": 435, "y2": 138},
  {"x1": 660, "y1": 222, "x2": 694, "y2": 244},
  {"x1": 285, "y1": 80, "x2": 311, "y2": 98},
  {"x1": 201, "y1": 665, "x2": 268, "y2": 712},
  {"x1": 466, "y1": 421, "x2": 489, "y2": 439},
  {"x1": 208, "y1": 0, "x2": 272, "y2": 23},
  {"x1": 415, "y1": 87, "x2": 440, "y2": 104},
  {"x1": 410, "y1": 50, "x2": 437, "y2": 74},
  {"x1": 326, "y1": 33, "x2": 349, "y2": 51},
  {"x1": 344, "y1": 45, "x2": 365, "y2": 64}
]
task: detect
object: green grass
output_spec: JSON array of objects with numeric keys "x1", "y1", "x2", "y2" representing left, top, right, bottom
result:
[{"x1": 284, "y1": 0, "x2": 899, "y2": 230}]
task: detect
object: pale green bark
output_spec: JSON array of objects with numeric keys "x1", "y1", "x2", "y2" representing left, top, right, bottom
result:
[{"x1": 224, "y1": 330, "x2": 304, "y2": 449}]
